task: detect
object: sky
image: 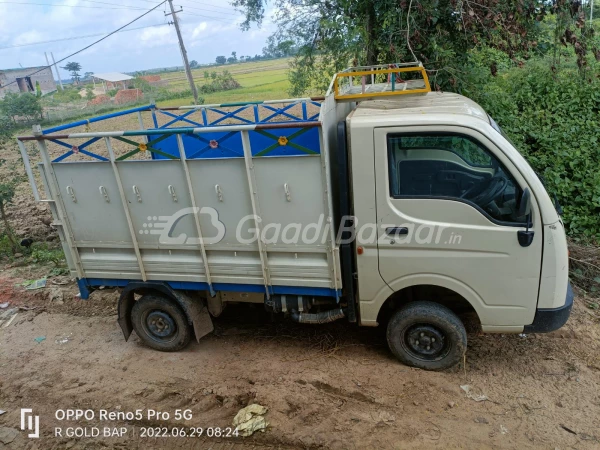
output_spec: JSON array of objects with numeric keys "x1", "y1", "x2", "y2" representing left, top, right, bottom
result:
[{"x1": 0, "y1": 0, "x2": 275, "y2": 77}]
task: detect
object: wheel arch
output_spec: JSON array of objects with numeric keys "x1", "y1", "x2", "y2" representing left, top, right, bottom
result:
[
  {"x1": 368, "y1": 275, "x2": 485, "y2": 328},
  {"x1": 118, "y1": 282, "x2": 213, "y2": 343}
]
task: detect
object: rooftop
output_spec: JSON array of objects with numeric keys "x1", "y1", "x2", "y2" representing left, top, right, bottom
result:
[
  {"x1": 353, "y1": 92, "x2": 490, "y2": 124},
  {"x1": 93, "y1": 72, "x2": 134, "y2": 82},
  {"x1": 0, "y1": 66, "x2": 47, "y2": 73}
]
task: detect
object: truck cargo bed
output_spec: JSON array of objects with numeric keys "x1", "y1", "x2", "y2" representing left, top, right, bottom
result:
[{"x1": 18, "y1": 98, "x2": 348, "y2": 299}]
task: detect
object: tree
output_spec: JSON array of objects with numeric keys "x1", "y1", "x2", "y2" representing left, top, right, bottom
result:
[
  {"x1": 204, "y1": 70, "x2": 210, "y2": 79},
  {"x1": 234, "y1": 0, "x2": 597, "y2": 95},
  {"x1": 216, "y1": 55, "x2": 227, "y2": 64},
  {"x1": 231, "y1": 51, "x2": 238, "y2": 62},
  {"x1": 83, "y1": 72, "x2": 94, "y2": 80},
  {"x1": 263, "y1": 36, "x2": 297, "y2": 58},
  {"x1": 62, "y1": 62, "x2": 82, "y2": 84},
  {"x1": 190, "y1": 60, "x2": 199, "y2": 68},
  {"x1": 227, "y1": 56, "x2": 236, "y2": 63}
]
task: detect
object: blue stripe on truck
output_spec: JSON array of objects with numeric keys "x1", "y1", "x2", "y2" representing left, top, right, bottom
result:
[{"x1": 77, "y1": 278, "x2": 340, "y2": 300}]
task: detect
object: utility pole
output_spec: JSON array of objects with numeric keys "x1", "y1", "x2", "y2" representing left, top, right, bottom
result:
[
  {"x1": 50, "y1": 52, "x2": 64, "y2": 90},
  {"x1": 166, "y1": 0, "x2": 199, "y2": 104},
  {"x1": 44, "y1": 52, "x2": 53, "y2": 86}
]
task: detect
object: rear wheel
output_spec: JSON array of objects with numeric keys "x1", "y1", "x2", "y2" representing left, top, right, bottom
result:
[
  {"x1": 386, "y1": 301, "x2": 467, "y2": 371},
  {"x1": 131, "y1": 294, "x2": 192, "y2": 352}
]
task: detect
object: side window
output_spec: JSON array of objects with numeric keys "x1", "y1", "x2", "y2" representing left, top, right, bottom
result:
[{"x1": 388, "y1": 133, "x2": 524, "y2": 224}]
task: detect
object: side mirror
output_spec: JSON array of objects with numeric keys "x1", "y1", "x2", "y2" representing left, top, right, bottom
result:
[
  {"x1": 518, "y1": 188, "x2": 532, "y2": 219},
  {"x1": 517, "y1": 188, "x2": 534, "y2": 247}
]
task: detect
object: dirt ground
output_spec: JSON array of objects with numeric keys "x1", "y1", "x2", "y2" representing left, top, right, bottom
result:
[{"x1": 0, "y1": 264, "x2": 599, "y2": 449}]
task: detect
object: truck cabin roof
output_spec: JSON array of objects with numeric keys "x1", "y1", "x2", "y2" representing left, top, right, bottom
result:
[{"x1": 352, "y1": 92, "x2": 490, "y2": 126}]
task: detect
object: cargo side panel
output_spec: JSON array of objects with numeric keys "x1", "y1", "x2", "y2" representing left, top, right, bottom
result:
[{"x1": 51, "y1": 153, "x2": 339, "y2": 291}]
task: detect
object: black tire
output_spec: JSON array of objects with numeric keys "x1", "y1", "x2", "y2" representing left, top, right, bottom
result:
[
  {"x1": 131, "y1": 294, "x2": 192, "y2": 352},
  {"x1": 386, "y1": 301, "x2": 466, "y2": 371}
]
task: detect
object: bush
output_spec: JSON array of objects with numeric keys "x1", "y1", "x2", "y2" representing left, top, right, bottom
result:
[
  {"x1": 29, "y1": 242, "x2": 66, "y2": 266},
  {"x1": 52, "y1": 88, "x2": 83, "y2": 103},
  {"x1": 0, "y1": 115, "x2": 13, "y2": 144},
  {"x1": 85, "y1": 86, "x2": 95, "y2": 101},
  {"x1": 198, "y1": 71, "x2": 241, "y2": 94},
  {"x1": 0, "y1": 92, "x2": 43, "y2": 123},
  {"x1": 132, "y1": 77, "x2": 152, "y2": 93},
  {"x1": 471, "y1": 61, "x2": 600, "y2": 237},
  {"x1": 0, "y1": 234, "x2": 15, "y2": 258}
]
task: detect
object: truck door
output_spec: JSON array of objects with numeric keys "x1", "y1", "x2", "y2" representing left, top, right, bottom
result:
[{"x1": 373, "y1": 126, "x2": 543, "y2": 328}]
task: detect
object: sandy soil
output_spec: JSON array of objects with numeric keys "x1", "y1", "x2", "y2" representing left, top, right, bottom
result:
[{"x1": 0, "y1": 265, "x2": 599, "y2": 449}]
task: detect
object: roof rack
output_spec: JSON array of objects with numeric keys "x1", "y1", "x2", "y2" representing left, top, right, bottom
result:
[{"x1": 329, "y1": 62, "x2": 431, "y2": 102}]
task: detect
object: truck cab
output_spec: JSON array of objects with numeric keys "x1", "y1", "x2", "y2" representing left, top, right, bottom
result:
[
  {"x1": 341, "y1": 93, "x2": 571, "y2": 368},
  {"x1": 17, "y1": 63, "x2": 571, "y2": 371}
]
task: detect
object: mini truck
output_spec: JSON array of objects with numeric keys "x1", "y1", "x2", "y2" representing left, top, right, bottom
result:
[{"x1": 16, "y1": 63, "x2": 572, "y2": 370}]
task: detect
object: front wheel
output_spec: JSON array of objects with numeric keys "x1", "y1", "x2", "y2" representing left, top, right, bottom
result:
[
  {"x1": 131, "y1": 294, "x2": 192, "y2": 352},
  {"x1": 386, "y1": 301, "x2": 467, "y2": 371}
]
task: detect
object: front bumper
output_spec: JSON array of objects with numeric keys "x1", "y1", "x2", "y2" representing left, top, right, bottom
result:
[{"x1": 524, "y1": 282, "x2": 574, "y2": 333}]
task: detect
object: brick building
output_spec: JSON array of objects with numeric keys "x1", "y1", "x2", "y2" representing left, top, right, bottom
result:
[{"x1": 0, "y1": 66, "x2": 56, "y2": 98}]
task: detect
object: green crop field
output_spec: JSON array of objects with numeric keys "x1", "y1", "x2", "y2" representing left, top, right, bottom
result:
[{"x1": 156, "y1": 58, "x2": 293, "y2": 107}]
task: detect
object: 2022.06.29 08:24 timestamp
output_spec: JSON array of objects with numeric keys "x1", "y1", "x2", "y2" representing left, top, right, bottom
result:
[{"x1": 139, "y1": 427, "x2": 239, "y2": 438}]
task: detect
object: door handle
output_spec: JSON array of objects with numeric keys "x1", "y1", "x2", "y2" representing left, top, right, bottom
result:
[{"x1": 386, "y1": 227, "x2": 409, "y2": 236}]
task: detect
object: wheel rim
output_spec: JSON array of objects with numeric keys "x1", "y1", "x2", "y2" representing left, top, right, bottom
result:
[
  {"x1": 401, "y1": 324, "x2": 450, "y2": 362},
  {"x1": 142, "y1": 310, "x2": 178, "y2": 343}
]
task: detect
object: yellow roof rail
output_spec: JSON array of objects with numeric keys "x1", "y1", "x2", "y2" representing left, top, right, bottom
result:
[{"x1": 331, "y1": 62, "x2": 431, "y2": 102}]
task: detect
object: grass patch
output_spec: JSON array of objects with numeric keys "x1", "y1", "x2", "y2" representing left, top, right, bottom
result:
[
  {"x1": 156, "y1": 58, "x2": 291, "y2": 107},
  {"x1": 29, "y1": 242, "x2": 66, "y2": 267},
  {"x1": 157, "y1": 80, "x2": 290, "y2": 107},
  {"x1": 0, "y1": 234, "x2": 14, "y2": 258}
]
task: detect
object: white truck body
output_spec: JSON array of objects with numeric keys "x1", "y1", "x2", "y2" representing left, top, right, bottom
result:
[{"x1": 17, "y1": 63, "x2": 571, "y2": 370}]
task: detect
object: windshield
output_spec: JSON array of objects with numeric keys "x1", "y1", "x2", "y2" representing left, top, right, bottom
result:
[
  {"x1": 488, "y1": 115, "x2": 544, "y2": 183},
  {"x1": 488, "y1": 116, "x2": 518, "y2": 148},
  {"x1": 489, "y1": 115, "x2": 563, "y2": 216}
]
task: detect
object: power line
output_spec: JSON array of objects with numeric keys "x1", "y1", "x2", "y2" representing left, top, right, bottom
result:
[
  {"x1": 1, "y1": 1, "x2": 167, "y2": 89},
  {"x1": 137, "y1": 0, "x2": 237, "y2": 12},
  {"x1": 178, "y1": 0, "x2": 238, "y2": 12},
  {"x1": 180, "y1": 11, "x2": 232, "y2": 23},
  {"x1": 175, "y1": 3, "x2": 239, "y2": 16},
  {"x1": 0, "y1": 1, "x2": 148, "y2": 10},
  {"x1": 135, "y1": 0, "x2": 238, "y2": 18},
  {"x1": 0, "y1": 23, "x2": 168, "y2": 50},
  {"x1": 79, "y1": 0, "x2": 150, "y2": 9}
]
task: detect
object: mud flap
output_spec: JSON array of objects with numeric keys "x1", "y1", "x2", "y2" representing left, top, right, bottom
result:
[
  {"x1": 117, "y1": 290, "x2": 135, "y2": 341},
  {"x1": 174, "y1": 291, "x2": 214, "y2": 342}
]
